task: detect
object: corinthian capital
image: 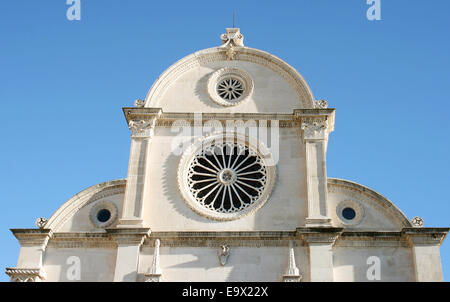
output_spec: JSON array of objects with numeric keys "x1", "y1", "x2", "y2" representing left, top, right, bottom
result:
[
  {"x1": 128, "y1": 118, "x2": 157, "y2": 138},
  {"x1": 301, "y1": 117, "x2": 329, "y2": 140}
]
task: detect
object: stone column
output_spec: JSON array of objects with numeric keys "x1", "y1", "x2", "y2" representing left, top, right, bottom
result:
[
  {"x1": 6, "y1": 229, "x2": 52, "y2": 282},
  {"x1": 301, "y1": 117, "x2": 332, "y2": 227},
  {"x1": 404, "y1": 228, "x2": 449, "y2": 282},
  {"x1": 303, "y1": 228, "x2": 341, "y2": 282},
  {"x1": 118, "y1": 118, "x2": 157, "y2": 228},
  {"x1": 107, "y1": 228, "x2": 151, "y2": 282}
]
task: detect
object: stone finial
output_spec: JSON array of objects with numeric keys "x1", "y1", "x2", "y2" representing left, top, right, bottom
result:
[
  {"x1": 220, "y1": 28, "x2": 244, "y2": 47},
  {"x1": 411, "y1": 216, "x2": 424, "y2": 228},
  {"x1": 134, "y1": 99, "x2": 145, "y2": 107},
  {"x1": 314, "y1": 99, "x2": 328, "y2": 109},
  {"x1": 220, "y1": 28, "x2": 244, "y2": 60},
  {"x1": 35, "y1": 217, "x2": 47, "y2": 229},
  {"x1": 282, "y1": 241, "x2": 302, "y2": 282},
  {"x1": 145, "y1": 239, "x2": 162, "y2": 282}
]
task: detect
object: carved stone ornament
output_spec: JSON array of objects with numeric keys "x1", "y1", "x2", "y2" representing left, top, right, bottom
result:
[
  {"x1": 301, "y1": 117, "x2": 328, "y2": 140},
  {"x1": 220, "y1": 28, "x2": 244, "y2": 47},
  {"x1": 314, "y1": 99, "x2": 328, "y2": 109},
  {"x1": 411, "y1": 216, "x2": 424, "y2": 228},
  {"x1": 225, "y1": 45, "x2": 237, "y2": 60},
  {"x1": 35, "y1": 217, "x2": 47, "y2": 229},
  {"x1": 128, "y1": 118, "x2": 156, "y2": 137},
  {"x1": 220, "y1": 28, "x2": 244, "y2": 60},
  {"x1": 218, "y1": 245, "x2": 230, "y2": 266},
  {"x1": 134, "y1": 99, "x2": 145, "y2": 107}
]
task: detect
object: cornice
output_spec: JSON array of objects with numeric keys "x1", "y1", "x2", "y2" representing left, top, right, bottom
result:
[
  {"x1": 10, "y1": 229, "x2": 53, "y2": 247},
  {"x1": 106, "y1": 228, "x2": 151, "y2": 246},
  {"x1": 122, "y1": 108, "x2": 336, "y2": 129},
  {"x1": 402, "y1": 227, "x2": 450, "y2": 246},
  {"x1": 14, "y1": 228, "x2": 448, "y2": 249}
]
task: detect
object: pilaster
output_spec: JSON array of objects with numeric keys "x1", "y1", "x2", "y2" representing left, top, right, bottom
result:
[
  {"x1": 403, "y1": 227, "x2": 449, "y2": 282},
  {"x1": 6, "y1": 229, "x2": 52, "y2": 282},
  {"x1": 107, "y1": 228, "x2": 151, "y2": 282},
  {"x1": 300, "y1": 227, "x2": 342, "y2": 282},
  {"x1": 119, "y1": 109, "x2": 161, "y2": 228},
  {"x1": 301, "y1": 116, "x2": 333, "y2": 227}
]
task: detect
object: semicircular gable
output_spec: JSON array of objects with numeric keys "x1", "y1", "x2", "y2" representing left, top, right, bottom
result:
[
  {"x1": 144, "y1": 46, "x2": 316, "y2": 110},
  {"x1": 328, "y1": 178, "x2": 412, "y2": 230},
  {"x1": 46, "y1": 179, "x2": 126, "y2": 232}
]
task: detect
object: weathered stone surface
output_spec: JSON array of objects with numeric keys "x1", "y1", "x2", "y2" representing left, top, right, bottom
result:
[{"x1": 7, "y1": 28, "x2": 448, "y2": 282}]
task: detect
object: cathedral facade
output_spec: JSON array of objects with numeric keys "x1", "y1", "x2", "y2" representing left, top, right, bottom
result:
[{"x1": 6, "y1": 28, "x2": 448, "y2": 282}]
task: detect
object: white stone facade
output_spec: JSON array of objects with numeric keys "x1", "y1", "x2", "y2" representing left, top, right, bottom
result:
[{"x1": 6, "y1": 28, "x2": 448, "y2": 282}]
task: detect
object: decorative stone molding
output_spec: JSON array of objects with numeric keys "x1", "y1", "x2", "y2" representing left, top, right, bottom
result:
[
  {"x1": 300, "y1": 228, "x2": 343, "y2": 245},
  {"x1": 11, "y1": 229, "x2": 53, "y2": 247},
  {"x1": 301, "y1": 117, "x2": 329, "y2": 140},
  {"x1": 411, "y1": 216, "x2": 424, "y2": 228},
  {"x1": 48, "y1": 232, "x2": 116, "y2": 248},
  {"x1": 403, "y1": 228, "x2": 449, "y2": 246},
  {"x1": 6, "y1": 268, "x2": 46, "y2": 282},
  {"x1": 282, "y1": 241, "x2": 302, "y2": 282},
  {"x1": 206, "y1": 68, "x2": 254, "y2": 106},
  {"x1": 145, "y1": 239, "x2": 162, "y2": 282},
  {"x1": 177, "y1": 131, "x2": 276, "y2": 221},
  {"x1": 218, "y1": 245, "x2": 230, "y2": 266},
  {"x1": 106, "y1": 228, "x2": 151, "y2": 246}
]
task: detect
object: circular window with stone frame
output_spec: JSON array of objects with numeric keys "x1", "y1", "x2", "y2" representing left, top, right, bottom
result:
[
  {"x1": 177, "y1": 132, "x2": 276, "y2": 221},
  {"x1": 89, "y1": 201, "x2": 118, "y2": 228},
  {"x1": 207, "y1": 68, "x2": 254, "y2": 107},
  {"x1": 336, "y1": 200, "x2": 364, "y2": 226}
]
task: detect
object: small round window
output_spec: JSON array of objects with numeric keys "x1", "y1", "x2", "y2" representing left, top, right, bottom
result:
[
  {"x1": 97, "y1": 209, "x2": 111, "y2": 223},
  {"x1": 342, "y1": 207, "x2": 356, "y2": 220},
  {"x1": 336, "y1": 200, "x2": 364, "y2": 225},
  {"x1": 207, "y1": 68, "x2": 253, "y2": 107},
  {"x1": 89, "y1": 201, "x2": 118, "y2": 228},
  {"x1": 217, "y1": 77, "x2": 244, "y2": 101}
]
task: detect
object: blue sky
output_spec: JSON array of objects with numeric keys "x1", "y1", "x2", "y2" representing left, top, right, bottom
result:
[{"x1": 0, "y1": 0, "x2": 449, "y2": 282}]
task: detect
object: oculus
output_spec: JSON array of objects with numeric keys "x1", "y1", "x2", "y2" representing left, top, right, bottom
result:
[
  {"x1": 336, "y1": 200, "x2": 364, "y2": 225},
  {"x1": 89, "y1": 201, "x2": 118, "y2": 228},
  {"x1": 207, "y1": 68, "x2": 253, "y2": 106}
]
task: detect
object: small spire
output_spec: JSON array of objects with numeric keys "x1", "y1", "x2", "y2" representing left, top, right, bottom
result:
[
  {"x1": 150, "y1": 239, "x2": 162, "y2": 274},
  {"x1": 286, "y1": 241, "x2": 300, "y2": 276},
  {"x1": 282, "y1": 241, "x2": 302, "y2": 282},
  {"x1": 233, "y1": 10, "x2": 236, "y2": 28},
  {"x1": 144, "y1": 239, "x2": 162, "y2": 281}
]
